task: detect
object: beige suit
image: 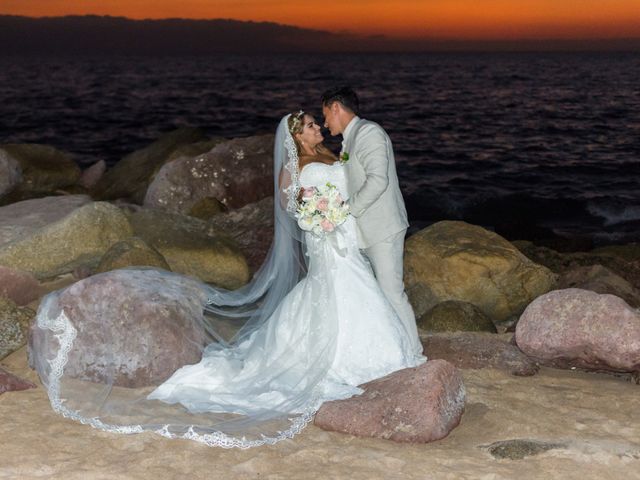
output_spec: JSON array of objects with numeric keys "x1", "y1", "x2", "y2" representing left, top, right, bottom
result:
[{"x1": 342, "y1": 117, "x2": 422, "y2": 355}]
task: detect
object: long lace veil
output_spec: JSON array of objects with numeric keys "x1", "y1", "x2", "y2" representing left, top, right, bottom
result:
[
  {"x1": 31, "y1": 114, "x2": 340, "y2": 447},
  {"x1": 202, "y1": 113, "x2": 305, "y2": 343}
]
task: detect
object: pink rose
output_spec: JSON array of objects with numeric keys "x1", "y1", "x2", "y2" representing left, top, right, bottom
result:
[
  {"x1": 317, "y1": 198, "x2": 329, "y2": 212},
  {"x1": 320, "y1": 219, "x2": 335, "y2": 232}
]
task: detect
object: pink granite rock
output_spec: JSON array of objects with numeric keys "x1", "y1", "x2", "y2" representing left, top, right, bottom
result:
[
  {"x1": 314, "y1": 360, "x2": 465, "y2": 443},
  {"x1": 0, "y1": 266, "x2": 41, "y2": 306},
  {"x1": 516, "y1": 288, "x2": 640, "y2": 373},
  {"x1": 422, "y1": 332, "x2": 539, "y2": 376},
  {"x1": 29, "y1": 268, "x2": 208, "y2": 388},
  {"x1": 144, "y1": 135, "x2": 274, "y2": 213},
  {"x1": 78, "y1": 159, "x2": 106, "y2": 189},
  {"x1": 0, "y1": 367, "x2": 36, "y2": 395}
]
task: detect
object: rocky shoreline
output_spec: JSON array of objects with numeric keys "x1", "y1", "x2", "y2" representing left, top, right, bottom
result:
[{"x1": 1, "y1": 130, "x2": 639, "y2": 478}]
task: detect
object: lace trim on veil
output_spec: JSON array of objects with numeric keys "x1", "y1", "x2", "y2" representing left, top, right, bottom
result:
[
  {"x1": 282, "y1": 124, "x2": 301, "y2": 214},
  {"x1": 39, "y1": 310, "x2": 319, "y2": 449}
]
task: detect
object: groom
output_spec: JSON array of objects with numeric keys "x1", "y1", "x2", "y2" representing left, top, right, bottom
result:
[{"x1": 321, "y1": 86, "x2": 422, "y2": 356}]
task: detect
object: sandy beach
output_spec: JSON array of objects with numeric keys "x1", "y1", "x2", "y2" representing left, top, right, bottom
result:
[{"x1": 2, "y1": 343, "x2": 639, "y2": 480}]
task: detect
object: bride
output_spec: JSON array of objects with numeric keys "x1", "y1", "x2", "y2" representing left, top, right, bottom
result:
[{"x1": 32, "y1": 111, "x2": 426, "y2": 448}]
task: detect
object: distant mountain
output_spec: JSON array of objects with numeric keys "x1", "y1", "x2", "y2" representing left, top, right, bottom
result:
[
  {"x1": 1, "y1": 15, "x2": 638, "y2": 54},
  {"x1": 0, "y1": 15, "x2": 347, "y2": 54}
]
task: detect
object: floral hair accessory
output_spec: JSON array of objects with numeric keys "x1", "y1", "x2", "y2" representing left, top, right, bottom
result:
[{"x1": 290, "y1": 110, "x2": 305, "y2": 133}]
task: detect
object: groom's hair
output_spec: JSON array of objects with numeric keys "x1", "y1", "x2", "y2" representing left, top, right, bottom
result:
[{"x1": 321, "y1": 86, "x2": 360, "y2": 115}]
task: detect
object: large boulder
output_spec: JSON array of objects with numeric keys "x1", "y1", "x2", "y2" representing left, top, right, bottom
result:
[
  {"x1": 314, "y1": 360, "x2": 465, "y2": 443},
  {"x1": 95, "y1": 236, "x2": 171, "y2": 274},
  {"x1": 130, "y1": 208, "x2": 250, "y2": 289},
  {"x1": 0, "y1": 144, "x2": 80, "y2": 201},
  {"x1": 0, "y1": 149, "x2": 22, "y2": 198},
  {"x1": 0, "y1": 201, "x2": 133, "y2": 279},
  {"x1": 516, "y1": 288, "x2": 640, "y2": 373},
  {"x1": 207, "y1": 197, "x2": 274, "y2": 273},
  {"x1": 0, "y1": 266, "x2": 42, "y2": 306},
  {"x1": 144, "y1": 135, "x2": 274, "y2": 213},
  {"x1": 405, "y1": 221, "x2": 557, "y2": 323},
  {"x1": 29, "y1": 269, "x2": 208, "y2": 387},
  {"x1": 421, "y1": 332, "x2": 539, "y2": 376},
  {"x1": 0, "y1": 195, "x2": 91, "y2": 246},
  {"x1": 91, "y1": 127, "x2": 207, "y2": 203},
  {"x1": 417, "y1": 300, "x2": 497, "y2": 333},
  {"x1": 0, "y1": 297, "x2": 35, "y2": 360}
]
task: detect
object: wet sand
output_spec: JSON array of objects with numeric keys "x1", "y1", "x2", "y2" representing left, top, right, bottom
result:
[{"x1": 1, "y1": 345, "x2": 639, "y2": 480}]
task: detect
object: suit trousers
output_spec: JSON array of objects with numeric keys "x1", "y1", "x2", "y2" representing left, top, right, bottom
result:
[{"x1": 363, "y1": 229, "x2": 423, "y2": 356}]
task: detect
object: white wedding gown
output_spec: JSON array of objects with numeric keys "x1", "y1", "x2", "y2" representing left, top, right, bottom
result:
[{"x1": 148, "y1": 161, "x2": 425, "y2": 415}]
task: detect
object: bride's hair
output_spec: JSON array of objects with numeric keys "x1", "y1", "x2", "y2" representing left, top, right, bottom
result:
[{"x1": 287, "y1": 110, "x2": 306, "y2": 154}]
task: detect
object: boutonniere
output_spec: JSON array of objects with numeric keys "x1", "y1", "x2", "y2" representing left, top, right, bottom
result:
[{"x1": 340, "y1": 151, "x2": 350, "y2": 164}]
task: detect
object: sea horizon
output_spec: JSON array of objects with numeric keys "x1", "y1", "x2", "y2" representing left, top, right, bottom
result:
[{"x1": 2, "y1": 51, "x2": 639, "y2": 247}]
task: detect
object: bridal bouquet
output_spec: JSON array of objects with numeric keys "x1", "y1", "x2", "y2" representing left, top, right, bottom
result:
[{"x1": 296, "y1": 183, "x2": 350, "y2": 236}]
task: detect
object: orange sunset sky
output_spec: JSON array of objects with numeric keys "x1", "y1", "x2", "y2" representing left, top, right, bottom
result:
[{"x1": 2, "y1": 0, "x2": 640, "y2": 40}]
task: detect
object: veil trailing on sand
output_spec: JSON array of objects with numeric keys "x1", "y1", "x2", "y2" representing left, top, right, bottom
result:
[{"x1": 31, "y1": 114, "x2": 341, "y2": 447}]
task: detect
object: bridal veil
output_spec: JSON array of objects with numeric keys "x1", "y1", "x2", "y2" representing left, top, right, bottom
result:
[{"x1": 31, "y1": 114, "x2": 341, "y2": 447}]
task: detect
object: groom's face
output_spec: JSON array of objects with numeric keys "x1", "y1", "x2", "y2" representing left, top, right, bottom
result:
[{"x1": 322, "y1": 102, "x2": 340, "y2": 136}]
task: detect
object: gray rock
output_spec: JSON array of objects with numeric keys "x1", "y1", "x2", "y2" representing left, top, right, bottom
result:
[
  {"x1": 417, "y1": 300, "x2": 497, "y2": 333},
  {"x1": 421, "y1": 332, "x2": 539, "y2": 376},
  {"x1": 514, "y1": 241, "x2": 640, "y2": 291},
  {"x1": 485, "y1": 439, "x2": 565, "y2": 460},
  {"x1": 0, "y1": 201, "x2": 133, "y2": 279},
  {"x1": 144, "y1": 135, "x2": 274, "y2": 213},
  {"x1": 0, "y1": 144, "x2": 80, "y2": 200},
  {"x1": 0, "y1": 297, "x2": 35, "y2": 360},
  {"x1": 405, "y1": 221, "x2": 557, "y2": 323},
  {"x1": 558, "y1": 264, "x2": 640, "y2": 308},
  {"x1": 0, "y1": 149, "x2": 22, "y2": 198},
  {"x1": 315, "y1": 360, "x2": 465, "y2": 443},
  {"x1": 130, "y1": 208, "x2": 250, "y2": 289},
  {"x1": 29, "y1": 268, "x2": 208, "y2": 387},
  {"x1": 96, "y1": 236, "x2": 171, "y2": 274},
  {"x1": 0, "y1": 195, "x2": 91, "y2": 246},
  {"x1": 516, "y1": 288, "x2": 640, "y2": 373}
]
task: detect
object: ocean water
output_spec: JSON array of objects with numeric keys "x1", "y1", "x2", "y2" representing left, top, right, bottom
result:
[{"x1": 1, "y1": 52, "x2": 639, "y2": 246}]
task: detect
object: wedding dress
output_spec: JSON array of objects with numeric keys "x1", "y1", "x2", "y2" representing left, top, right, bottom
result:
[
  {"x1": 148, "y1": 161, "x2": 424, "y2": 415},
  {"x1": 32, "y1": 114, "x2": 425, "y2": 448}
]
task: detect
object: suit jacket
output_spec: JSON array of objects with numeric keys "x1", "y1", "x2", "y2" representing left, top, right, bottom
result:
[{"x1": 342, "y1": 117, "x2": 409, "y2": 249}]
